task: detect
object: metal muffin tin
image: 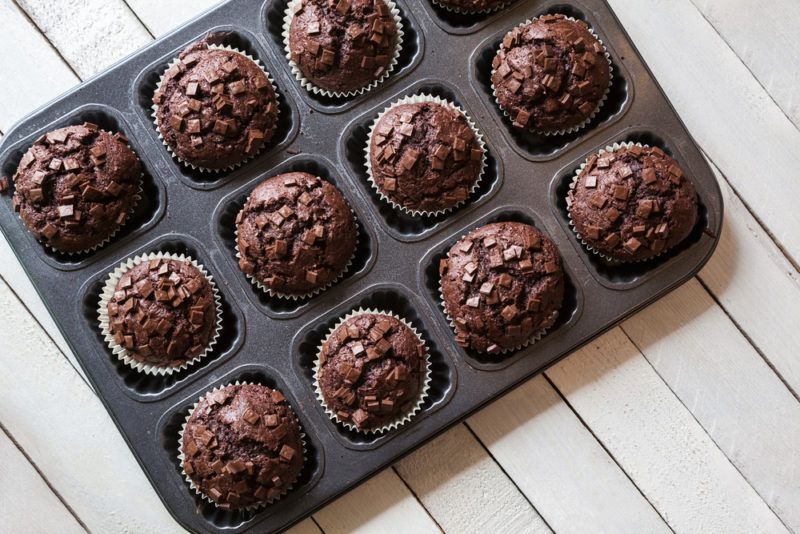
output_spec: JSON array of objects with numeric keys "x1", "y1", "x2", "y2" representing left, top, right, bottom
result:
[{"x1": 0, "y1": 0, "x2": 723, "y2": 532}]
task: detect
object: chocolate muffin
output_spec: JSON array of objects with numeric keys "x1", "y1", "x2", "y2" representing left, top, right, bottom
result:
[
  {"x1": 491, "y1": 14, "x2": 610, "y2": 133},
  {"x1": 153, "y1": 40, "x2": 279, "y2": 170},
  {"x1": 105, "y1": 256, "x2": 217, "y2": 371},
  {"x1": 287, "y1": 0, "x2": 400, "y2": 94},
  {"x1": 181, "y1": 384, "x2": 304, "y2": 510},
  {"x1": 440, "y1": 222, "x2": 564, "y2": 354},
  {"x1": 317, "y1": 312, "x2": 428, "y2": 431},
  {"x1": 236, "y1": 172, "x2": 357, "y2": 297},
  {"x1": 369, "y1": 100, "x2": 484, "y2": 213},
  {"x1": 433, "y1": 0, "x2": 512, "y2": 14},
  {"x1": 11, "y1": 123, "x2": 141, "y2": 253},
  {"x1": 568, "y1": 144, "x2": 698, "y2": 262}
]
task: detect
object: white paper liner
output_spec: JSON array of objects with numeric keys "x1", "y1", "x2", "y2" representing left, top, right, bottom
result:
[
  {"x1": 490, "y1": 15, "x2": 613, "y2": 136},
  {"x1": 431, "y1": 0, "x2": 513, "y2": 15},
  {"x1": 97, "y1": 251, "x2": 223, "y2": 375},
  {"x1": 364, "y1": 93, "x2": 487, "y2": 217},
  {"x1": 438, "y1": 230, "x2": 554, "y2": 356},
  {"x1": 567, "y1": 141, "x2": 670, "y2": 264},
  {"x1": 151, "y1": 44, "x2": 279, "y2": 173},
  {"x1": 233, "y1": 184, "x2": 360, "y2": 300},
  {"x1": 282, "y1": 0, "x2": 404, "y2": 98},
  {"x1": 313, "y1": 308, "x2": 432, "y2": 434},
  {"x1": 178, "y1": 381, "x2": 307, "y2": 511}
]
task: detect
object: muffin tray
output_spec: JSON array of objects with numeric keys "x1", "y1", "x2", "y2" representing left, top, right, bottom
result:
[{"x1": 0, "y1": 0, "x2": 722, "y2": 532}]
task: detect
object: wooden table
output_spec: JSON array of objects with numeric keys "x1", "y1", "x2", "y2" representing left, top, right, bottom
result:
[{"x1": 1, "y1": 1, "x2": 799, "y2": 532}]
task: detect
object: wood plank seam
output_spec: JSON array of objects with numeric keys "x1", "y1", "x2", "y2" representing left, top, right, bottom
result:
[
  {"x1": 0, "y1": 421, "x2": 89, "y2": 532},
  {"x1": 617, "y1": 322, "x2": 795, "y2": 532},
  {"x1": 390, "y1": 465, "x2": 446, "y2": 533},
  {"x1": 9, "y1": 0, "x2": 82, "y2": 80},
  {"x1": 459, "y1": 422, "x2": 555, "y2": 532},
  {"x1": 119, "y1": 0, "x2": 157, "y2": 39}
]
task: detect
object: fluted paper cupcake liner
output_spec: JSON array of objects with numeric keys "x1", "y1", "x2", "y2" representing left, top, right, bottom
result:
[
  {"x1": 313, "y1": 308, "x2": 432, "y2": 434},
  {"x1": 490, "y1": 15, "x2": 613, "y2": 136},
  {"x1": 233, "y1": 193, "x2": 359, "y2": 300},
  {"x1": 97, "y1": 251, "x2": 222, "y2": 375},
  {"x1": 151, "y1": 44, "x2": 279, "y2": 173},
  {"x1": 178, "y1": 381, "x2": 307, "y2": 511},
  {"x1": 431, "y1": 0, "x2": 513, "y2": 15},
  {"x1": 364, "y1": 93, "x2": 487, "y2": 217},
  {"x1": 282, "y1": 0, "x2": 404, "y2": 98},
  {"x1": 566, "y1": 141, "x2": 669, "y2": 264},
  {"x1": 438, "y1": 229, "x2": 552, "y2": 355}
]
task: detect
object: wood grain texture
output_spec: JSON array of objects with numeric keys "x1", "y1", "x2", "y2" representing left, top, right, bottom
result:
[
  {"x1": 622, "y1": 278, "x2": 800, "y2": 530},
  {"x1": 606, "y1": 0, "x2": 800, "y2": 266},
  {"x1": 125, "y1": 0, "x2": 222, "y2": 36},
  {"x1": 469, "y1": 374, "x2": 670, "y2": 534},
  {"x1": 15, "y1": 0, "x2": 151, "y2": 77},
  {"x1": 0, "y1": 428, "x2": 85, "y2": 534},
  {"x1": 395, "y1": 423, "x2": 551, "y2": 534},
  {"x1": 312, "y1": 469, "x2": 441, "y2": 533},
  {"x1": 0, "y1": 279, "x2": 183, "y2": 534},
  {"x1": 691, "y1": 0, "x2": 800, "y2": 129},
  {"x1": 547, "y1": 328, "x2": 789, "y2": 533}
]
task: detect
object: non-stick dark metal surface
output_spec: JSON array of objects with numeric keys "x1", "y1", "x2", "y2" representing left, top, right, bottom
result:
[{"x1": 0, "y1": 0, "x2": 722, "y2": 532}]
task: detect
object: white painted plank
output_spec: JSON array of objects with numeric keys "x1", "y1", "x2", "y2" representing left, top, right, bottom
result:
[
  {"x1": 0, "y1": 280, "x2": 183, "y2": 534},
  {"x1": 15, "y1": 0, "x2": 151, "y2": 78},
  {"x1": 312, "y1": 469, "x2": 440, "y2": 534},
  {"x1": 469, "y1": 375, "x2": 670, "y2": 534},
  {"x1": 0, "y1": 428, "x2": 85, "y2": 534},
  {"x1": 606, "y1": 0, "x2": 800, "y2": 266},
  {"x1": 622, "y1": 278, "x2": 800, "y2": 530},
  {"x1": 0, "y1": 0, "x2": 77, "y2": 128},
  {"x1": 395, "y1": 423, "x2": 551, "y2": 534},
  {"x1": 697, "y1": 161, "x2": 800, "y2": 396},
  {"x1": 125, "y1": 0, "x2": 221, "y2": 36},
  {"x1": 547, "y1": 328, "x2": 788, "y2": 533},
  {"x1": 285, "y1": 518, "x2": 322, "y2": 534},
  {"x1": 691, "y1": 0, "x2": 800, "y2": 129}
]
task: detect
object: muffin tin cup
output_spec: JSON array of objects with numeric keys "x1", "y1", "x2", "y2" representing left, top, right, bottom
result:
[
  {"x1": 151, "y1": 44, "x2": 279, "y2": 173},
  {"x1": 177, "y1": 380, "x2": 307, "y2": 511},
  {"x1": 233, "y1": 203, "x2": 360, "y2": 301},
  {"x1": 97, "y1": 251, "x2": 223, "y2": 376},
  {"x1": 566, "y1": 141, "x2": 675, "y2": 264},
  {"x1": 313, "y1": 308, "x2": 432, "y2": 434},
  {"x1": 430, "y1": 0, "x2": 514, "y2": 15},
  {"x1": 282, "y1": 0, "x2": 404, "y2": 99},
  {"x1": 437, "y1": 228, "x2": 553, "y2": 356},
  {"x1": 490, "y1": 15, "x2": 613, "y2": 137},
  {"x1": 364, "y1": 93, "x2": 488, "y2": 217}
]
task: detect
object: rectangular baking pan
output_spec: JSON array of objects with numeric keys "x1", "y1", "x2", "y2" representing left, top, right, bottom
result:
[{"x1": 0, "y1": 0, "x2": 723, "y2": 532}]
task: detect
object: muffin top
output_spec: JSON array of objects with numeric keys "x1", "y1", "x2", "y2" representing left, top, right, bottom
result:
[
  {"x1": 491, "y1": 14, "x2": 610, "y2": 132},
  {"x1": 236, "y1": 172, "x2": 357, "y2": 296},
  {"x1": 440, "y1": 222, "x2": 564, "y2": 354},
  {"x1": 12, "y1": 123, "x2": 141, "y2": 253},
  {"x1": 369, "y1": 101, "x2": 484, "y2": 213},
  {"x1": 106, "y1": 257, "x2": 216, "y2": 368},
  {"x1": 568, "y1": 144, "x2": 698, "y2": 262},
  {"x1": 181, "y1": 384, "x2": 304, "y2": 510},
  {"x1": 153, "y1": 40, "x2": 279, "y2": 170},
  {"x1": 288, "y1": 0, "x2": 399, "y2": 94},
  {"x1": 317, "y1": 313, "x2": 427, "y2": 430},
  {"x1": 432, "y1": 0, "x2": 512, "y2": 14}
]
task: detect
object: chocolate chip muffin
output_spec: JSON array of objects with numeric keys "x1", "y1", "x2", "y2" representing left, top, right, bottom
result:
[
  {"x1": 235, "y1": 172, "x2": 357, "y2": 297},
  {"x1": 287, "y1": 0, "x2": 400, "y2": 94},
  {"x1": 491, "y1": 14, "x2": 610, "y2": 133},
  {"x1": 153, "y1": 40, "x2": 279, "y2": 170},
  {"x1": 433, "y1": 0, "x2": 512, "y2": 14},
  {"x1": 181, "y1": 384, "x2": 304, "y2": 510},
  {"x1": 440, "y1": 222, "x2": 564, "y2": 354},
  {"x1": 11, "y1": 123, "x2": 141, "y2": 253},
  {"x1": 105, "y1": 256, "x2": 217, "y2": 370},
  {"x1": 316, "y1": 312, "x2": 428, "y2": 431},
  {"x1": 568, "y1": 144, "x2": 698, "y2": 262},
  {"x1": 369, "y1": 100, "x2": 484, "y2": 213}
]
